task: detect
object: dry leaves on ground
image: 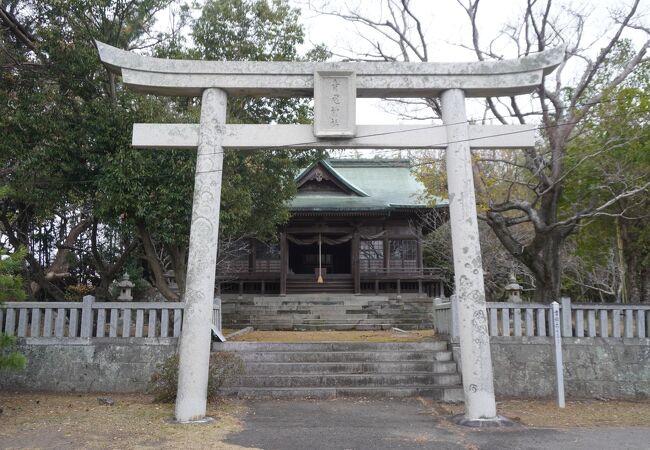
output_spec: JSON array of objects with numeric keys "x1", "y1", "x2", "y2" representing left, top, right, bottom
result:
[
  {"x1": 440, "y1": 399, "x2": 650, "y2": 428},
  {"x1": 0, "y1": 393, "x2": 253, "y2": 449}
]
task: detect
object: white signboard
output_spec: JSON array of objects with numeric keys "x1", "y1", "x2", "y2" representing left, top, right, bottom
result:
[{"x1": 313, "y1": 71, "x2": 356, "y2": 138}]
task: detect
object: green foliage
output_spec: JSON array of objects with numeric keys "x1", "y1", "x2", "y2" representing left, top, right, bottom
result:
[
  {"x1": 63, "y1": 284, "x2": 96, "y2": 302},
  {"x1": 0, "y1": 247, "x2": 27, "y2": 370},
  {"x1": 1, "y1": 0, "x2": 328, "y2": 298},
  {"x1": 559, "y1": 49, "x2": 650, "y2": 301},
  {"x1": 1, "y1": 1, "x2": 182, "y2": 284},
  {"x1": 95, "y1": 0, "x2": 325, "y2": 246},
  {"x1": 0, "y1": 247, "x2": 27, "y2": 303},
  {"x1": 0, "y1": 334, "x2": 27, "y2": 370},
  {"x1": 193, "y1": 0, "x2": 304, "y2": 62},
  {"x1": 147, "y1": 352, "x2": 245, "y2": 403}
]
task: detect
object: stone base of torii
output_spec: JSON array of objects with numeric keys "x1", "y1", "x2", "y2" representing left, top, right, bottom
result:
[{"x1": 97, "y1": 42, "x2": 564, "y2": 425}]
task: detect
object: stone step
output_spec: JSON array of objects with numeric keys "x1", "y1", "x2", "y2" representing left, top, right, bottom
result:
[
  {"x1": 223, "y1": 295, "x2": 427, "y2": 301},
  {"x1": 223, "y1": 315, "x2": 430, "y2": 321},
  {"x1": 224, "y1": 323, "x2": 433, "y2": 331},
  {"x1": 227, "y1": 310, "x2": 373, "y2": 316},
  {"x1": 223, "y1": 320, "x2": 434, "y2": 327},
  {"x1": 215, "y1": 341, "x2": 447, "y2": 352},
  {"x1": 296, "y1": 318, "x2": 408, "y2": 324},
  {"x1": 222, "y1": 350, "x2": 453, "y2": 363},
  {"x1": 223, "y1": 293, "x2": 434, "y2": 330},
  {"x1": 252, "y1": 297, "x2": 385, "y2": 302},
  {"x1": 223, "y1": 385, "x2": 464, "y2": 401},
  {"x1": 223, "y1": 316, "x2": 430, "y2": 322},
  {"x1": 247, "y1": 302, "x2": 373, "y2": 308},
  {"x1": 223, "y1": 321, "x2": 431, "y2": 331},
  {"x1": 215, "y1": 340, "x2": 462, "y2": 402},
  {"x1": 226, "y1": 314, "x2": 372, "y2": 321},
  {"x1": 291, "y1": 324, "x2": 421, "y2": 331},
  {"x1": 241, "y1": 361, "x2": 458, "y2": 374},
  {"x1": 233, "y1": 303, "x2": 377, "y2": 309},
  {"x1": 235, "y1": 373, "x2": 461, "y2": 388}
]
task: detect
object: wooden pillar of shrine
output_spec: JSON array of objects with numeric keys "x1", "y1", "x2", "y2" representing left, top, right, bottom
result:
[
  {"x1": 280, "y1": 231, "x2": 288, "y2": 296},
  {"x1": 249, "y1": 238, "x2": 256, "y2": 273},
  {"x1": 383, "y1": 227, "x2": 389, "y2": 272},
  {"x1": 352, "y1": 228, "x2": 361, "y2": 295},
  {"x1": 416, "y1": 227, "x2": 423, "y2": 272}
]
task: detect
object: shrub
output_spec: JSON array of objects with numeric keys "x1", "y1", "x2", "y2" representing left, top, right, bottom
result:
[
  {"x1": 64, "y1": 284, "x2": 95, "y2": 302},
  {"x1": 0, "y1": 334, "x2": 27, "y2": 370},
  {"x1": 148, "y1": 351, "x2": 245, "y2": 403},
  {"x1": 0, "y1": 246, "x2": 27, "y2": 370}
]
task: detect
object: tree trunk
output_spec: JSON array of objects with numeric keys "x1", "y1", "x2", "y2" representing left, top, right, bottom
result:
[
  {"x1": 1, "y1": 205, "x2": 70, "y2": 301},
  {"x1": 167, "y1": 244, "x2": 188, "y2": 296},
  {"x1": 619, "y1": 217, "x2": 644, "y2": 304},
  {"x1": 615, "y1": 216, "x2": 629, "y2": 303},
  {"x1": 29, "y1": 217, "x2": 92, "y2": 296},
  {"x1": 136, "y1": 222, "x2": 180, "y2": 302},
  {"x1": 91, "y1": 218, "x2": 138, "y2": 300},
  {"x1": 530, "y1": 235, "x2": 563, "y2": 303},
  {"x1": 641, "y1": 267, "x2": 650, "y2": 303}
]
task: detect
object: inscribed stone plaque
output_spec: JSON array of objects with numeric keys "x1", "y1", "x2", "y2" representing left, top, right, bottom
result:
[{"x1": 313, "y1": 71, "x2": 356, "y2": 138}]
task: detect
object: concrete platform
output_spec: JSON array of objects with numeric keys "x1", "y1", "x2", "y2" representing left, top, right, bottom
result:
[{"x1": 222, "y1": 294, "x2": 435, "y2": 330}]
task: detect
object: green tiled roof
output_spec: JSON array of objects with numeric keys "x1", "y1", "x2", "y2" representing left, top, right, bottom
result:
[{"x1": 289, "y1": 159, "x2": 445, "y2": 213}]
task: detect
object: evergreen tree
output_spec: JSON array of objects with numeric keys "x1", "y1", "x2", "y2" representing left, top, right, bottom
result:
[{"x1": 0, "y1": 246, "x2": 27, "y2": 370}]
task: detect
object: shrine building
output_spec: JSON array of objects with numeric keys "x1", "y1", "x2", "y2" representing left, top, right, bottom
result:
[{"x1": 216, "y1": 158, "x2": 447, "y2": 298}]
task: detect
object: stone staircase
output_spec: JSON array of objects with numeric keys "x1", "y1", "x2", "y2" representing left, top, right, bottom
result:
[
  {"x1": 213, "y1": 341, "x2": 463, "y2": 401},
  {"x1": 286, "y1": 275, "x2": 354, "y2": 294},
  {"x1": 222, "y1": 294, "x2": 433, "y2": 330}
]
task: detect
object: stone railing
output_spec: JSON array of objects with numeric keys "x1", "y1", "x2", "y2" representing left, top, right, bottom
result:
[
  {"x1": 433, "y1": 297, "x2": 454, "y2": 336},
  {"x1": 0, "y1": 296, "x2": 222, "y2": 339},
  {"x1": 433, "y1": 297, "x2": 650, "y2": 339}
]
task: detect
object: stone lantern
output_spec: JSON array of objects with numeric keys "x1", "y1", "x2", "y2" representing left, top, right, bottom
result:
[
  {"x1": 164, "y1": 270, "x2": 179, "y2": 294},
  {"x1": 504, "y1": 273, "x2": 523, "y2": 303},
  {"x1": 117, "y1": 273, "x2": 135, "y2": 301}
]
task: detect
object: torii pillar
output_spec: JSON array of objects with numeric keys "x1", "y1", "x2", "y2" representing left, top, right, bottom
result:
[
  {"x1": 96, "y1": 41, "x2": 564, "y2": 425},
  {"x1": 442, "y1": 89, "x2": 500, "y2": 424},
  {"x1": 174, "y1": 88, "x2": 227, "y2": 422}
]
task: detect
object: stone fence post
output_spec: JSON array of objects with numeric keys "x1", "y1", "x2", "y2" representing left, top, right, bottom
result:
[
  {"x1": 561, "y1": 297, "x2": 572, "y2": 337},
  {"x1": 212, "y1": 297, "x2": 222, "y2": 333},
  {"x1": 80, "y1": 295, "x2": 95, "y2": 338},
  {"x1": 450, "y1": 294, "x2": 460, "y2": 341}
]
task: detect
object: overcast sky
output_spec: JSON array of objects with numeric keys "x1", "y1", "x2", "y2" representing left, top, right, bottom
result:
[
  {"x1": 154, "y1": 0, "x2": 648, "y2": 148},
  {"x1": 292, "y1": 0, "x2": 649, "y2": 126}
]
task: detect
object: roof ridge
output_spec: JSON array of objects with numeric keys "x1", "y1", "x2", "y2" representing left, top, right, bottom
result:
[
  {"x1": 295, "y1": 160, "x2": 369, "y2": 197},
  {"x1": 328, "y1": 158, "x2": 411, "y2": 167}
]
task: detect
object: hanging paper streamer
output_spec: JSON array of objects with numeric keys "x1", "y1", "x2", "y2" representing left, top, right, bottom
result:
[{"x1": 317, "y1": 233, "x2": 324, "y2": 284}]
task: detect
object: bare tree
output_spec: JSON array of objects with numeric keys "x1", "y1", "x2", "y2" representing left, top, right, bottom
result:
[
  {"x1": 562, "y1": 238, "x2": 620, "y2": 302},
  {"x1": 419, "y1": 208, "x2": 535, "y2": 300},
  {"x1": 311, "y1": 0, "x2": 650, "y2": 302}
]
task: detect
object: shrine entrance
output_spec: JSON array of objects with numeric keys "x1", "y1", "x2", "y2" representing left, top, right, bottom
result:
[
  {"x1": 287, "y1": 235, "x2": 352, "y2": 278},
  {"x1": 96, "y1": 41, "x2": 564, "y2": 424},
  {"x1": 288, "y1": 239, "x2": 351, "y2": 275}
]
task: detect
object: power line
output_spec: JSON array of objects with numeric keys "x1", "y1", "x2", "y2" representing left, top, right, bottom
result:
[{"x1": 3, "y1": 93, "x2": 649, "y2": 187}]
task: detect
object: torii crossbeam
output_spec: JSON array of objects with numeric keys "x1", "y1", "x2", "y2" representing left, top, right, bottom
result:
[{"x1": 97, "y1": 41, "x2": 564, "y2": 425}]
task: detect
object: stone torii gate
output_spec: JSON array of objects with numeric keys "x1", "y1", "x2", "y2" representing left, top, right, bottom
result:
[{"x1": 97, "y1": 42, "x2": 563, "y2": 425}]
